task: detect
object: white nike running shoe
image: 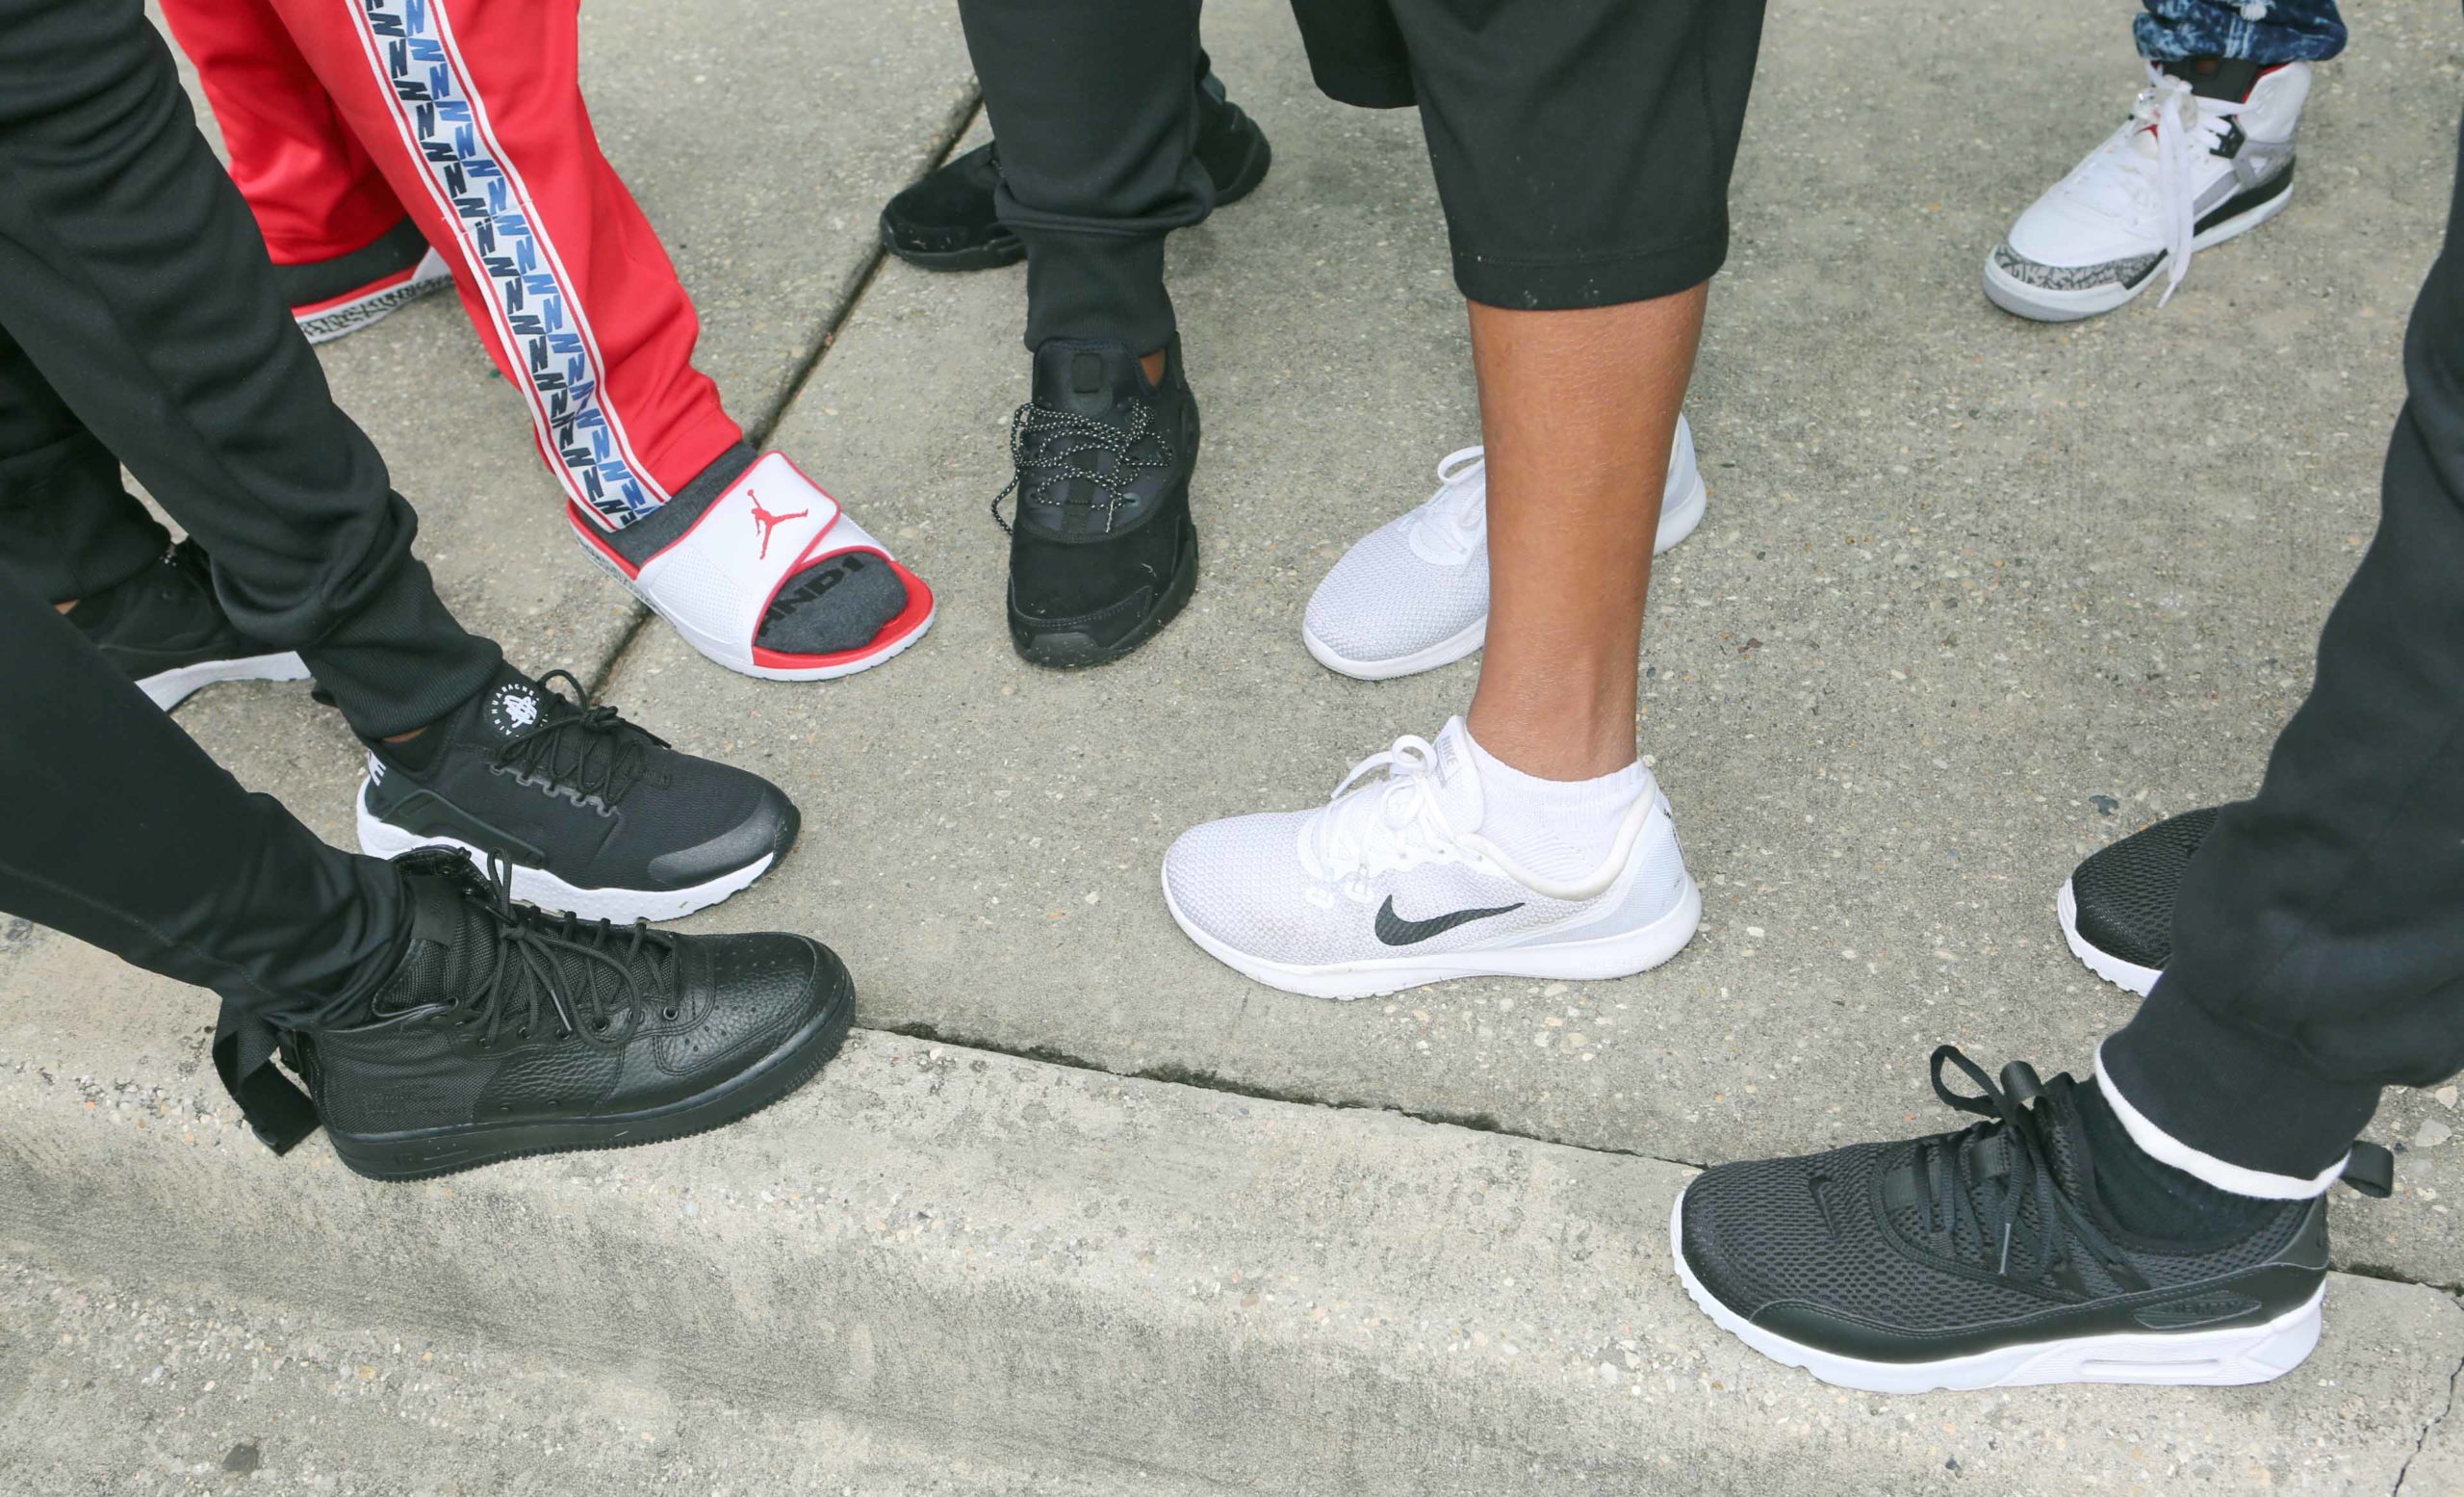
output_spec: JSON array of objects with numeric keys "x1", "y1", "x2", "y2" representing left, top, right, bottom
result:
[
  {"x1": 571, "y1": 452, "x2": 936, "y2": 682},
  {"x1": 1302, "y1": 416, "x2": 1705, "y2": 681},
  {"x1": 1986, "y1": 59, "x2": 2308, "y2": 323},
  {"x1": 1162, "y1": 718, "x2": 1701, "y2": 999}
]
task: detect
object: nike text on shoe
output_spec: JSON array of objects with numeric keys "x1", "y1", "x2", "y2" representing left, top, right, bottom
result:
[
  {"x1": 278, "y1": 218, "x2": 454, "y2": 345},
  {"x1": 271, "y1": 849, "x2": 855, "y2": 1181},
  {"x1": 570, "y1": 451, "x2": 936, "y2": 682},
  {"x1": 999, "y1": 336, "x2": 1201, "y2": 668},
  {"x1": 1986, "y1": 59, "x2": 2307, "y2": 323},
  {"x1": 1162, "y1": 718, "x2": 1700, "y2": 999},
  {"x1": 355, "y1": 664, "x2": 799, "y2": 922},
  {"x1": 2058, "y1": 804, "x2": 2221, "y2": 996},
  {"x1": 1303, "y1": 416, "x2": 1707, "y2": 681},
  {"x1": 880, "y1": 79, "x2": 1271, "y2": 271},
  {"x1": 1673, "y1": 1046, "x2": 2394, "y2": 1393},
  {"x1": 70, "y1": 539, "x2": 309, "y2": 710}
]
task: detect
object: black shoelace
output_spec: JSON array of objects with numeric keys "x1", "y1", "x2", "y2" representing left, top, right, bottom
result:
[
  {"x1": 493, "y1": 669, "x2": 663, "y2": 807},
  {"x1": 989, "y1": 400, "x2": 1173, "y2": 535},
  {"x1": 1912, "y1": 1045, "x2": 2139, "y2": 1286},
  {"x1": 442, "y1": 854, "x2": 677, "y2": 1051}
]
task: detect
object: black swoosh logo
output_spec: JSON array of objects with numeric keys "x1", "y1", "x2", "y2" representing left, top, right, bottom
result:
[{"x1": 1374, "y1": 895, "x2": 1525, "y2": 946}]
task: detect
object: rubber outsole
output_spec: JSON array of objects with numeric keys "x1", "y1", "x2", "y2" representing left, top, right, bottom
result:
[
  {"x1": 1163, "y1": 872, "x2": 1702, "y2": 1001},
  {"x1": 2056, "y1": 877, "x2": 2163, "y2": 996},
  {"x1": 1012, "y1": 517, "x2": 1200, "y2": 670},
  {"x1": 321, "y1": 953, "x2": 855, "y2": 1182},
  {"x1": 1300, "y1": 469, "x2": 1708, "y2": 683},
  {"x1": 1983, "y1": 180, "x2": 2295, "y2": 323},
  {"x1": 1668, "y1": 1193, "x2": 2323, "y2": 1391},
  {"x1": 354, "y1": 782, "x2": 783, "y2": 924},
  {"x1": 137, "y1": 651, "x2": 312, "y2": 711}
]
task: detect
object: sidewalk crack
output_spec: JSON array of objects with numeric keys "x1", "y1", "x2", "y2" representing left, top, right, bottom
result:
[{"x1": 2394, "y1": 1316, "x2": 2464, "y2": 1496}]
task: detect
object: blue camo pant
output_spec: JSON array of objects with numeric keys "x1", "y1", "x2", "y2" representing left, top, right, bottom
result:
[{"x1": 2135, "y1": 0, "x2": 2347, "y2": 64}]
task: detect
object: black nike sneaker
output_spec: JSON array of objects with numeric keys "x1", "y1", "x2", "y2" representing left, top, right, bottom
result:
[
  {"x1": 997, "y1": 335, "x2": 1200, "y2": 668},
  {"x1": 1674, "y1": 1045, "x2": 2392, "y2": 1392},
  {"x1": 249, "y1": 849, "x2": 852, "y2": 1181},
  {"x1": 880, "y1": 68, "x2": 1272, "y2": 271},
  {"x1": 355, "y1": 663, "x2": 797, "y2": 922},
  {"x1": 67, "y1": 539, "x2": 310, "y2": 710},
  {"x1": 2059, "y1": 805, "x2": 2224, "y2": 996}
]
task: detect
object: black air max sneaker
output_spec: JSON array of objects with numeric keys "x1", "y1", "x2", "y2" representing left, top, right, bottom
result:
[
  {"x1": 70, "y1": 539, "x2": 309, "y2": 710},
  {"x1": 1673, "y1": 1046, "x2": 2391, "y2": 1392},
  {"x1": 356, "y1": 663, "x2": 798, "y2": 922},
  {"x1": 2058, "y1": 805, "x2": 2223, "y2": 996},
  {"x1": 880, "y1": 71, "x2": 1271, "y2": 271},
  {"x1": 279, "y1": 850, "x2": 853, "y2": 1181},
  {"x1": 997, "y1": 335, "x2": 1200, "y2": 668}
]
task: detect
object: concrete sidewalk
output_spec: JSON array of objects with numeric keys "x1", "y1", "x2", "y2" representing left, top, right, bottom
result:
[{"x1": 8, "y1": 0, "x2": 2463, "y2": 1490}]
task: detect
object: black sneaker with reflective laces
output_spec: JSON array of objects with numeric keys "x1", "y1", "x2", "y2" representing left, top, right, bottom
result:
[
  {"x1": 69, "y1": 539, "x2": 309, "y2": 710},
  {"x1": 997, "y1": 335, "x2": 1200, "y2": 668},
  {"x1": 356, "y1": 663, "x2": 797, "y2": 922},
  {"x1": 2059, "y1": 804, "x2": 2223, "y2": 996},
  {"x1": 1673, "y1": 1046, "x2": 2392, "y2": 1392},
  {"x1": 879, "y1": 69, "x2": 1271, "y2": 271},
  {"x1": 253, "y1": 850, "x2": 853, "y2": 1181}
]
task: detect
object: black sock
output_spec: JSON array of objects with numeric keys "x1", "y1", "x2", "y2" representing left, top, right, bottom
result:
[
  {"x1": 2075, "y1": 1079, "x2": 2275, "y2": 1240},
  {"x1": 359, "y1": 662, "x2": 514, "y2": 775}
]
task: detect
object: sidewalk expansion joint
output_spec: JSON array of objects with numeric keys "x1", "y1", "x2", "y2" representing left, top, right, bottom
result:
[
  {"x1": 867, "y1": 1019, "x2": 1714, "y2": 1174},
  {"x1": 2394, "y1": 1326, "x2": 2464, "y2": 1496}
]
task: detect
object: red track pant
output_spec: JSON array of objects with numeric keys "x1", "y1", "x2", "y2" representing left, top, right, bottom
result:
[{"x1": 159, "y1": 0, "x2": 744, "y2": 529}]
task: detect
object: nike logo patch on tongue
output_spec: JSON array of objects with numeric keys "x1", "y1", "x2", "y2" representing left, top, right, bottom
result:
[{"x1": 1374, "y1": 895, "x2": 1523, "y2": 947}]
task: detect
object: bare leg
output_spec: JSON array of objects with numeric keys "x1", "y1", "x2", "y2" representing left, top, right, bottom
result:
[{"x1": 1464, "y1": 283, "x2": 1707, "y2": 781}]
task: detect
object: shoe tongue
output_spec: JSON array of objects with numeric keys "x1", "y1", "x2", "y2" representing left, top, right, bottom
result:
[
  {"x1": 2030, "y1": 1075, "x2": 2098, "y2": 1207},
  {"x1": 374, "y1": 865, "x2": 502, "y2": 1016},
  {"x1": 1426, "y1": 718, "x2": 1488, "y2": 833},
  {"x1": 464, "y1": 665, "x2": 575, "y2": 746},
  {"x1": 2158, "y1": 57, "x2": 2263, "y2": 102},
  {"x1": 1031, "y1": 339, "x2": 1147, "y2": 418}
]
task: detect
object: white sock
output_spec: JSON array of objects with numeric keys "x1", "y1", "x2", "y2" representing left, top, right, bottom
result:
[{"x1": 1461, "y1": 726, "x2": 1648, "y2": 883}]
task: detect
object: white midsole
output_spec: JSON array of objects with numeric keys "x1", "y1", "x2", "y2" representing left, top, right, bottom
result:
[
  {"x1": 138, "y1": 651, "x2": 311, "y2": 710},
  {"x1": 2057, "y1": 877, "x2": 2163, "y2": 996},
  {"x1": 355, "y1": 783, "x2": 773, "y2": 923},
  {"x1": 1164, "y1": 873, "x2": 1702, "y2": 1001},
  {"x1": 1983, "y1": 184, "x2": 2295, "y2": 323},
  {"x1": 1302, "y1": 470, "x2": 1709, "y2": 683},
  {"x1": 1668, "y1": 1193, "x2": 2323, "y2": 1392}
]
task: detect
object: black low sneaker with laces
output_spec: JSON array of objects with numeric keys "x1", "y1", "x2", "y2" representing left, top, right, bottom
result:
[
  {"x1": 69, "y1": 539, "x2": 309, "y2": 710},
  {"x1": 879, "y1": 71, "x2": 1271, "y2": 271},
  {"x1": 243, "y1": 850, "x2": 853, "y2": 1181},
  {"x1": 356, "y1": 663, "x2": 797, "y2": 921},
  {"x1": 1674, "y1": 1046, "x2": 2391, "y2": 1392},
  {"x1": 2058, "y1": 804, "x2": 2223, "y2": 996},
  {"x1": 997, "y1": 335, "x2": 1200, "y2": 668}
]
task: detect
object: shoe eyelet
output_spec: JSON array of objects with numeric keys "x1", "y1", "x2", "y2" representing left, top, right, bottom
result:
[
  {"x1": 593, "y1": 1018, "x2": 611, "y2": 1033},
  {"x1": 661, "y1": 1006, "x2": 680, "y2": 1021}
]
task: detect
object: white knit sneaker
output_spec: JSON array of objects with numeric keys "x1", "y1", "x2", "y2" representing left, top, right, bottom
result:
[
  {"x1": 1986, "y1": 59, "x2": 2307, "y2": 323},
  {"x1": 1302, "y1": 416, "x2": 1706, "y2": 682},
  {"x1": 1162, "y1": 719, "x2": 1701, "y2": 999}
]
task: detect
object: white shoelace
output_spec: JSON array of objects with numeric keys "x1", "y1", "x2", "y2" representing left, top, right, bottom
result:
[
  {"x1": 1405, "y1": 447, "x2": 1488, "y2": 565},
  {"x1": 1300, "y1": 734, "x2": 1657, "y2": 903},
  {"x1": 2132, "y1": 64, "x2": 2247, "y2": 304}
]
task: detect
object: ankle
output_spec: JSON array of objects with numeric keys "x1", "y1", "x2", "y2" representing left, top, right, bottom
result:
[{"x1": 2076, "y1": 1079, "x2": 2274, "y2": 1239}]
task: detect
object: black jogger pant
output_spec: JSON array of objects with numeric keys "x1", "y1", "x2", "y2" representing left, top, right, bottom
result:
[
  {"x1": 0, "y1": 0, "x2": 498, "y2": 740},
  {"x1": 0, "y1": 561, "x2": 406, "y2": 1135},
  {"x1": 2103, "y1": 103, "x2": 2464, "y2": 1186}
]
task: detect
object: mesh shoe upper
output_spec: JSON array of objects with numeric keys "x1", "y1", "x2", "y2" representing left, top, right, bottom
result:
[{"x1": 2069, "y1": 804, "x2": 2222, "y2": 970}]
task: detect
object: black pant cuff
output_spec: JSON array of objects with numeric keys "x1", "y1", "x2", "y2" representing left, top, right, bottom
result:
[
  {"x1": 1452, "y1": 225, "x2": 1728, "y2": 312},
  {"x1": 292, "y1": 553, "x2": 501, "y2": 740},
  {"x1": 1018, "y1": 230, "x2": 1178, "y2": 353}
]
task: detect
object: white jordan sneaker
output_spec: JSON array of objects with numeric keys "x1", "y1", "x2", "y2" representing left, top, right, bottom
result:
[
  {"x1": 1986, "y1": 59, "x2": 2308, "y2": 323},
  {"x1": 1162, "y1": 719, "x2": 1701, "y2": 999},
  {"x1": 569, "y1": 452, "x2": 936, "y2": 682},
  {"x1": 1302, "y1": 416, "x2": 1705, "y2": 681}
]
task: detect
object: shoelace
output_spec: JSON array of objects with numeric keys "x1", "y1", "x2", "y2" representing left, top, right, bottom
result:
[
  {"x1": 1406, "y1": 447, "x2": 1488, "y2": 565},
  {"x1": 493, "y1": 669, "x2": 663, "y2": 807},
  {"x1": 442, "y1": 853, "x2": 676, "y2": 1050},
  {"x1": 2130, "y1": 65, "x2": 2247, "y2": 304},
  {"x1": 990, "y1": 400, "x2": 1174, "y2": 535},
  {"x1": 1911, "y1": 1046, "x2": 2138, "y2": 1284},
  {"x1": 1301, "y1": 735, "x2": 1656, "y2": 903}
]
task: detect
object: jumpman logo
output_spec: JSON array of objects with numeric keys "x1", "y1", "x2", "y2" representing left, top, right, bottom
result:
[{"x1": 747, "y1": 490, "x2": 809, "y2": 559}]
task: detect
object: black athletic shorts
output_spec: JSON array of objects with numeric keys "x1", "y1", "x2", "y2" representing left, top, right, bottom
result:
[{"x1": 1290, "y1": 0, "x2": 1767, "y2": 311}]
